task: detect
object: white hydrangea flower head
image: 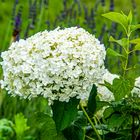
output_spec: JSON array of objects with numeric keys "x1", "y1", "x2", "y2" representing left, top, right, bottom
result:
[
  {"x1": 131, "y1": 77, "x2": 140, "y2": 97},
  {"x1": 0, "y1": 27, "x2": 106, "y2": 104},
  {"x1": 97, "y1": 69, "x2": 119, "y2": 101}
]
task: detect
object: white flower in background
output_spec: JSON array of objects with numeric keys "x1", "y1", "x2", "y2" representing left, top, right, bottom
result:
[
  {"x1": 97, "y1": 69, "x2": 119, "y2": 101},
  {"x1": 0, "y1": 27, "x2": 106, "y2": 104},
  {"x1": 131, "y1": 77, "x2": 140, "y2": 97}
]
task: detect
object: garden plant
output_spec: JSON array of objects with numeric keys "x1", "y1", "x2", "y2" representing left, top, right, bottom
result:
[{"x1": 0, "y1": 0, "x2": 140, "y2": 140}]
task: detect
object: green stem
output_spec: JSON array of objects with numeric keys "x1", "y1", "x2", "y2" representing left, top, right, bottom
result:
[
  {"x1": 85, "y1": 135, "x2": 96, "y2": 140},
  {"x1": 123, "y1": 35, "x2": 130, "y2": 77},
  {"x1": 80, "y1": 103, "x2": 102, "y2": 140}
]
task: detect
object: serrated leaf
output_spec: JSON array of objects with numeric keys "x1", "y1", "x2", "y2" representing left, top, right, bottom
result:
[
  {"x1": 52, "y1": 98, "x2": 80, "y2": 132},
  {"x1": 87, "y1": 84, "x2": 97, "y2": 115},
  {"x1": 109, "y1": 36, "x2": 127, "y2": 48},
  {"x1": 112, "y1": 78, "x2": 132, "y2": 101},
  {"x1": 102, "y1": 12, "x2": 128, "y2": 32},
  {"x1": 14, "y1": 113, "x2": 29, "y2": 137},
  {"x1": 107, "y1": 48, "x2": 124, "y2": 58}
]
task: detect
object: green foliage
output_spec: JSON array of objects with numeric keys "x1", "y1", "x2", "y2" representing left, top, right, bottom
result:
[
  {"x1": 1, "y1": 1, "x2": 140, "y2": 140},
  {"x1": 52, "y1": 97, "x2": 80, "y2": 132},
  {"x1": 107, "y1": 48, "x2": 124, "y2": 58},
  {"x1": 102, "y1": 12, "x2": 128, "y2": 33},
  {"x1": 87, "y1": 84, "x2": 97, "y2": 115},
  {"x1": 109, "y1": 36, "x2": 128, "y2": 50},
  {"x1": 108, "y1": 77, "x2": 133, "y2": 101},
  {"x1": 14, "y1": 113, "x2": 30, "y2": 140},
  {"x1": 0, "y1": 119, "x2": 14, "y2": 140},
  {"x1": 63, "y1": 111, "x2": 87, "y2": 140},
  {"x1": 35, "y1": 112, "x2": 66, "y2": 140}
]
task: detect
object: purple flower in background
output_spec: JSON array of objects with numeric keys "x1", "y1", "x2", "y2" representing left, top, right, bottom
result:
[
  {"x1": 110, "y1": 0, "x2": 114, "y2": 11},
  {"x1": 13, "y1": 6, "x2": 22, "y2": 41}
]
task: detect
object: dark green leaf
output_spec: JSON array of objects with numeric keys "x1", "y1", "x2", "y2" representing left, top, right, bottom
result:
[
  {"x1": 35, "y1": 112, "x2": 66, "y2": 140},
  {"x1": 87, "y1": 84, "x2": 97, "y2": 115},
  {"x1": 63, "y1": 111, "x2": 87, "y2": 140},
  {"x1": 107, "y1": 114, "x2": 125, "y2": 129},
  {"x1": 52, "y1": 98, "x2": 80, "y2": 132}
]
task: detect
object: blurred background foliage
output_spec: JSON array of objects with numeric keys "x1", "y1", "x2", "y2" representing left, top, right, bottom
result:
[{"x1": 0, "y1": 0, "x2": 140, "y2": 139}]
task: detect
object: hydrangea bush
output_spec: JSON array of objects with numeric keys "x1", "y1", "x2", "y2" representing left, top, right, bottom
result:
[
  {"x1": 0, "y1": 27, "x2": 106, "y2": 104},
  {"x1": 1, "y1": 11, "x2": 140, "y2": 140}
]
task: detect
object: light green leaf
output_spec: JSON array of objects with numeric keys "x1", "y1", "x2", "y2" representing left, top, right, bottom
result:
[
  {"x1": 130, "y1": 38, "x2": 140, "y2": 44},
  {"x1": 14, "y1": 113, "x2": 29, "y2": 139},
  {"x1": 52, "y1": 98, "x2": 80, "y2": 132},
  {"x1": 109, "y1": 36, "x2": 127, "y2": 48},
  {"x1": 130, "y1": 24, "x2": 140, "y2": 32},
  {"x1": 135, "y1": 44, "x2": 140, "y2": 51},
  {"x1": 102, "y1": 12, "x2": 128, "y2": 32},
  {"x1": 127, "y1": 11, "x2": 132, "y2": 24},
  {"x1": 107, "y1": 48, "x2": 124, "y2": 58}
]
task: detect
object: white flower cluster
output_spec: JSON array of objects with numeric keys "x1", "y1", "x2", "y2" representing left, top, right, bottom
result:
[
  {"x1": 0, "y1": 27, "x2": 106, "y2": 104},
  {"x1": 97, "y1": 69, "x2": 119, "y2": 101},
  {"x1": 131, "y1": 77, "x2": 140, "y2": 97}
]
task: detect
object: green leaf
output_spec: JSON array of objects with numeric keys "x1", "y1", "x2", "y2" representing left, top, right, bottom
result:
[
  {"x1": 135, "y1": 44, "x2": 140, "y2": 51},
  {"x1": 87, "y1": 84, "x2": 97, "y2": 115},
  {"x1": 63, "y1": 111, "x2": 87, "y2": 140},
  {"x1": 96, "y1": 101, "x2": 110, "y2": 113},
  {"x1": 127, "y1": 11, "x2": 132, "y2": 25},
  {"x1": 35, "y1": 112, "x2": 66, "y2": 140},
  {"x1": 14, "y1": 113, "x2": 29, "y2": 138},
  {"x1": 52, "y1": 98, "x2": 80, "y2": 132},
  {"x1": 104, "y1": 81, "x2": 114, "y2": 93},
  {"x1": 130, "y1": 38, "x2": 140, "y2": 44},
  {"x1": 103, "y1": 107, "x2": 114, "y2": 119},
  {"x1": 112, "y1": 78, "x2": 132, "y2": 101},
  {"x1": 102, "y1": 12, "x2": 128, "y2": 32},
  {"x1": 109, "y1": 36, "x2": 127, "y2": 48},
  {"x1": 107, "y1": 114, "x2": 126, "y2": 129},
  {"x1": 0, "y1": 119, "x2": 14, "y2": 138},
  {"x1": 107, "y1": 48, "x2": 124, "y2": 58},
  {"x1": 130, "y1": 24, "x2": 140, "y2": 32}
]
